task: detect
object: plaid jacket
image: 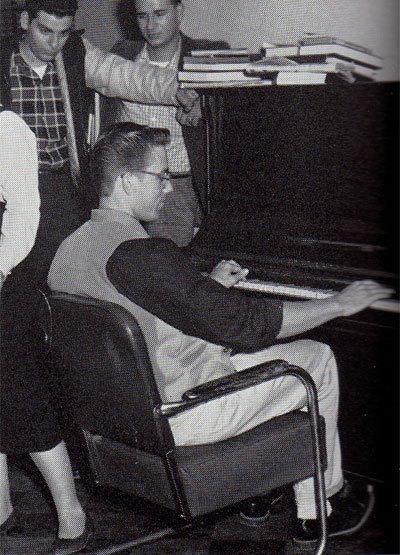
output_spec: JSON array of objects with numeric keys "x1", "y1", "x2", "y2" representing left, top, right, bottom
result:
[{"x1": 1, "y1": 32, "x2": 94, "y2": 203}]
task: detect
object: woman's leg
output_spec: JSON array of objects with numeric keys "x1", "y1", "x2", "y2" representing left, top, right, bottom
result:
[
  {"x1": 30, "y1": 441, "x2": 86, "y2": 539},
  {"x1": 0, "y1": 453, "x2": 13, "y2": 526}
]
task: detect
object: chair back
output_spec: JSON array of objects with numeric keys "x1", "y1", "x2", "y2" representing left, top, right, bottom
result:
[{"x1": 44, "y1": 291, "x2": 175, "y2": 454}]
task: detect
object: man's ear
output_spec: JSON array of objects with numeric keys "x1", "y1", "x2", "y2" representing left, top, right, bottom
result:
[
  {"x1": 20, "y1": 11, "x2": 30, "y2": 31},
  {"x1": 121, "y1": 171, "x2": 138, "y2": 196},
  {"x1": 120, "y1": 172, "x2": 131, "y2": 194}
]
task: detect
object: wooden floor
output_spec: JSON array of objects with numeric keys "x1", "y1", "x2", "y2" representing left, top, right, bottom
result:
[{"x1": 0, "y1": 459, "x2": 397, "y2": 555}]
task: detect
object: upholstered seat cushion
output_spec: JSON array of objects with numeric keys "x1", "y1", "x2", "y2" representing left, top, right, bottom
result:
[{"x1": 175, "y1": 411, "x2": 326, "y2": 516}]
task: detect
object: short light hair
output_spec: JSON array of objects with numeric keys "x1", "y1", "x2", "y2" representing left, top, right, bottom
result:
[
  {"x1": 91, "y1": 122, "x2": 170, "y2": 198},
  {"x1": 134, "y1": 0, "x2": 182, "y2": 14}
]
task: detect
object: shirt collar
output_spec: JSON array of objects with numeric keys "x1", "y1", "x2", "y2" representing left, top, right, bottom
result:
[
  {"x1": 12, "y1": 50, "x2": 52, "y2": 79},
  {"x1": 91, "y1": 208, "x2": 149, "y2": 236},
  {"x1": 141, "y1": 35, "x2": 181, "y2": 68}
]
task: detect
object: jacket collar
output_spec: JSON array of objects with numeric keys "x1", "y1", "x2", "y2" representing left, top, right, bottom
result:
[{"x1": 91, "y1": 208, "x2": 148, "y2": 236}]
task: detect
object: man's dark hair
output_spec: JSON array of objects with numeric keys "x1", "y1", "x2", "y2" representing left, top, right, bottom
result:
[
  {"x1": 92, "y1": 122, "x2": 170, "y2": 197},
  {"x1": 24, "y1": 0, "x2": 78, "y2": 19}
]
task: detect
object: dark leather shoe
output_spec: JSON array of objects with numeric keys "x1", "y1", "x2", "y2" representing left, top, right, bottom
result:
[
  {"x1": 239, "y1": 489, "x2": 285, "y2": 526},
  {"x1": 292, "y1": 481, "x2": 374, "y2": 545},
  {"x1": 0, "y1": 511, "x2": 17, "y2": 536},
  {"x1": 51, "y1": 515, "x2": 93, "y2": 555}
]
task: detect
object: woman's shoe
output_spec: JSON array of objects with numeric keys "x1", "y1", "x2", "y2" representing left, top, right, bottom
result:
[
  {"x1": 51, "y1": 515, "x2": 94, "y2": 555},
  {"x1": 0, "y1": 511, "x2": 17, "y2": 536}
]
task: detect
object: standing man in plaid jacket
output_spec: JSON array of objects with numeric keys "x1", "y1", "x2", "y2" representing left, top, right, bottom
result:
[
  {"x1": 103, "y1": 0, "x2": 229, "y2": 246},
  {"x1": 1, "y1": 0, "x2": 195, "y2": 233}
]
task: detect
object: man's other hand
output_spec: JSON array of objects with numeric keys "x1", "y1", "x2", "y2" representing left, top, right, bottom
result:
[
  {"x1": 334, "y1": 280, "x2": 394, "y2": 316},
  {"x1": 176, "y1": 88, "x2": 199, "y2": 113},
  {"x1": 176, "y1": 97, "x2": 202, "y2": 126},
  {"x1": 210, "y1": 259, "x2": 249, "y2": 288}
]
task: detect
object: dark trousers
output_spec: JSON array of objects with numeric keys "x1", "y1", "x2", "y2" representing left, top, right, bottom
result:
[{"x1": 0, "y1": 167, "x2": 83, "y2": 454}]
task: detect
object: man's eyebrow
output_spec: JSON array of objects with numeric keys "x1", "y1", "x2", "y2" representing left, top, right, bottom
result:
[
  {"x1": 37, "y1": 22, "x2": 72, "y2": 33},
  {"x1": 37, "y1": 23, "x2": 52, "y2": 32},
  {"x1": 137, "y1": 9, "x2": 169, "y2": 15}
]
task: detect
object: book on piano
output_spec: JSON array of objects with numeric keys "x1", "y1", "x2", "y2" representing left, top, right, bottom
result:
[
  {"x1": 273, "y1": 72, "x2": 328, "y2": 85},
  {"x1": 262, "y1": 38, "x2": 383, "y2": 69},
  {"x1": 325, "y1": 57, "x2": 377, "y2": 80},
  {"x1": 262, "y1": 44, "x2": 301, "y2": 57},
  {"x1": 179, "y1": 79, "x2": 273, "y2": 89},
  {"x1": 178, "y1": 70, "x2": 262, "y2": 83},
  {"x1": 245, "y1": 58, "x2": 355, "y2": 75},
  {"x1": 189, "y1": 48, "x2": 251, "y2": 57},
  {"x1": 183, "y1": 55, "x2": 259, "y2": 71},
  {"x1": 299, "y1": 34, "x2": 373, "y2": 53},
  {"x1": 298, "y1": 44, "x2": 383, "y2": 68}
]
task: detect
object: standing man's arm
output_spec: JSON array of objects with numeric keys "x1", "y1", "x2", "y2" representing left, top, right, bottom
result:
[
  {"x1": 83, "y1": 38, "x2": 197, "y2": 109},
  {"x1": 0, "y1": 112, "x2": 40, "y2": 288}
]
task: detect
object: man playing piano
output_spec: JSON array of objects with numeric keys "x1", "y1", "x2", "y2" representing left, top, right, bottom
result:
[{"x1": 48, "y1": 123, "x2": 394, "y2": 547}]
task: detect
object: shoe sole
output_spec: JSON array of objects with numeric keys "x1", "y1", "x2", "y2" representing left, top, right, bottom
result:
[{"x1": 239, "y1": 492, "x2": 284, "y2": 527}]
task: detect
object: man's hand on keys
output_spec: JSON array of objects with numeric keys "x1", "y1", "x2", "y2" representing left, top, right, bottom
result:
[
  {"x1": 334, "y1": 280, "x2": 394, "y2": 316},
  {"x1": 210, "y1": 259, "x2": 249, "y2": 288}
]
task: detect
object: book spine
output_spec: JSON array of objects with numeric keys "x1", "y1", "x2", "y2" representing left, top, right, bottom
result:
[
  {"x1": 262, "y1": 46, "x2": 301, "y2": 57},
  {"x1": 190, "y1": 49, "x2": 250, "y2": 57},
  {"x1": 299, "y1": 36, "x2": 373, "y2": 54},
  {"x1": 299, "y1": 45, "x2": 383, "y2": 68},
  {"x1": 246, "y1": 62, "x2": 353, "y2": 74},
  {"x1": 183, "y1": 62, "x2": 250, "y2": 71},
  {"x1": 178, "y1": 71, "x2": 259, "y2": 82},
  {"x1": 288, "y1": 53, "x2": 380, "y2": 69},
  {"x1": 274, "y1": 72, "x2": 327, "y2": 85},
  {"x1": 179, "y1": 80, "x2": 272, "y2": 89}
]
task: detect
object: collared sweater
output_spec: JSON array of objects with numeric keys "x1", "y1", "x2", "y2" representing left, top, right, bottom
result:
[{"x1": 48, "y1": 209, "x2": 283, "y2": 402}]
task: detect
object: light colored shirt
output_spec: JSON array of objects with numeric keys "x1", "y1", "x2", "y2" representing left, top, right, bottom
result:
[
  {"x1": 83, "y1": 38, "x2": 179, "y2": 107},
  {"x1": 0, "y1": 111, "x2": 40, "y2": 277},
  {"x1": 112, "y1": 41, "x2": 190, "y2": 173}
]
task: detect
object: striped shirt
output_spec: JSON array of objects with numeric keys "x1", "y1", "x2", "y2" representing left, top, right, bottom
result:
[{"x1": 10, "y1": 51, "x2": 68, "y2": 170}]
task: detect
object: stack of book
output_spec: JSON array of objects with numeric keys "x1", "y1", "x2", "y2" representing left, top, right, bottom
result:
[
  {"x1": 259, "y1": 35, "x2": 382, "y2": 82},
  {"x1": 178, "y1": 48, "x2": 272, "y2": 89},
  {"x1": 245, "y1": 55, "x2": 356, "y2": 85}
]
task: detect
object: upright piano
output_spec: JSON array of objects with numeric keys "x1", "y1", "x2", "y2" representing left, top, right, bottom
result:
[{"x1": 189, "y1": 82, "x2": 399, "y2": 490}]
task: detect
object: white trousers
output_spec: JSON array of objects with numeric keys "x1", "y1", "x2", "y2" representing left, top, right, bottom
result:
[{"x1": 169, "y1": 339, "x2": 343, "y2": 519}]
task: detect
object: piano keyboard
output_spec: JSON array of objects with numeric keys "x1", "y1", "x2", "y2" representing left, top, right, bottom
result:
[{"x1": 233, "y1": 279, "x2": 400, "y2": 314}]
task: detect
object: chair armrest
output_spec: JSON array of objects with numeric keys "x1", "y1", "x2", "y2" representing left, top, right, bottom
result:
[
  {"x1": 183, "y1": 359, "x2": 289, "y2": 400},
  {"x1": 155, "y1": 360, "x2": 316, "y2": 418}
]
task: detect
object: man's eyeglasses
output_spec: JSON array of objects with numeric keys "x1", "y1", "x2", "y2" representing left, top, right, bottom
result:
[{"x1": 135, "y1": 170, "x2": 172, "y2": 182}]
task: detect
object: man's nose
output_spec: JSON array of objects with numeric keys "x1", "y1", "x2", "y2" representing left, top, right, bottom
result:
[
  {"x1": 146, "y1": 14, "x2": 158, "y2": 29},
  {"x1": 48, "y1": 33, "x2": 62, "y2": 51}
]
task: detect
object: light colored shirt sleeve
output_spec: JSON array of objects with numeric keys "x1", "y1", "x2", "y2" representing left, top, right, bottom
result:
[
  {"x1": 0, "y1": 111, "x2": 40, "y2": 277},
  {"x1": 83, "y1": 38, "x2": 179, "y2": 106}
]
